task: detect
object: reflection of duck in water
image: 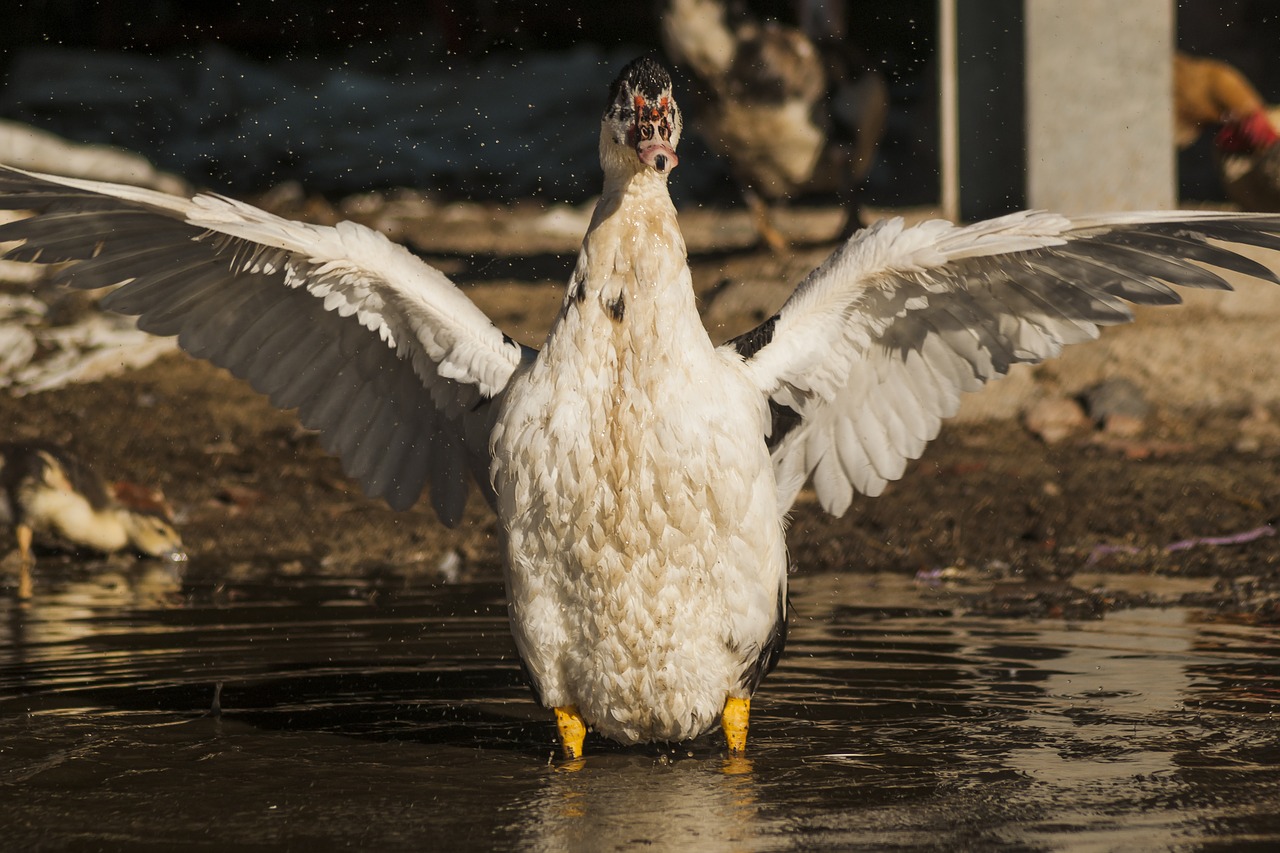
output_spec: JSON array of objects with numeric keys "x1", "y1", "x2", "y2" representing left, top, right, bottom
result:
[
  {"x1": 4, "y1": 58, "x2": 1280, "y2": 757},
  {"x1": 0, "y1": 443, "x2": 186, "y2": 599},
  {"x1": 526, "y1": 754, "x2": 760, "y2": 848}
]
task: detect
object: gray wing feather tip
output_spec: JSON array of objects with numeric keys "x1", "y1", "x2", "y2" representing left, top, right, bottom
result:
[
  {"x1": 0, "y1": 166, "x2": 510, "y2": 524},
  {"x1": 740, "y1": 210, "x2": 1280, "y2": 517}
]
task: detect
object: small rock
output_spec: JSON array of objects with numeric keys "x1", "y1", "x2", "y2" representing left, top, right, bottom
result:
[
  {"x1": 1082, "y1": 377, "x2": 1150, "y2": 431},
  {"x1": 1023, "y1": 396, "x2": 1088, "y2": 444},
  {"x1": 337, "y1": 191, "x2": 388, "y2": 219}
]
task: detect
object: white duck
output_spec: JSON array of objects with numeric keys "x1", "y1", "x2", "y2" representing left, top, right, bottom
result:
[{"x1": 3, "y1": 57, "x2": 1280, "y2": 756}]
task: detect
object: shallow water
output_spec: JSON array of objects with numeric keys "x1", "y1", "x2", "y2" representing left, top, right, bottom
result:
[{"x1": 2, "y1": 561, "x2": 1279, "y2": 851}]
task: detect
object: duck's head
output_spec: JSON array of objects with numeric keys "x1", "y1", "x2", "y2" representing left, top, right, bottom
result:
[
  {"x1": 601, "y1": 57, "x2": 682, "y2": 177},
  {"x1": 121, "y1": 510, "x2": 187, "y2": 563}
]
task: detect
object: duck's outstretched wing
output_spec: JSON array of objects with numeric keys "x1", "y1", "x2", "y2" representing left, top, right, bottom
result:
[
  {"x1": 725, "y1": 210, "x2": 1280, "y2": 515},
  {"x1": 0, "y1": 165, "x2": 531, "y2": 521}
]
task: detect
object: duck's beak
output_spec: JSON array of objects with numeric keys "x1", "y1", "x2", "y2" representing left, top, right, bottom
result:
[{"x1": 633, "y1": 96, "x2": 678, "y2": 174}]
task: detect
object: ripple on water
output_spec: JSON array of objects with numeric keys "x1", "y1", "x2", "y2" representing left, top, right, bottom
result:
[{"x1": 2, "y1": 565, "x2": 1280, "y2": 849}]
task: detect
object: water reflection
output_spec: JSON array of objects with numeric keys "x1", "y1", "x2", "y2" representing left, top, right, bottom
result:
[
  {"x1": 520, "y1": 755, "x2": 767, "y2": 852},
  {"x1": 5, "y1": 557, "x2": 184, "y2": 652},
  {"x1": 2, "y1": 566, "x2": 1279, "y2": 849},
  {"x1": 1004, "y1": 610, "x2": 1192, "y2": 777},
  {"x1": 998, "y1": 609, "x2": 1195, "y2": 849}
]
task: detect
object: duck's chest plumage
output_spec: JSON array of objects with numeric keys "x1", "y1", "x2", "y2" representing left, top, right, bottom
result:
[{"x1": 491, "y1": 185, "x2": 787, "y2": 745}]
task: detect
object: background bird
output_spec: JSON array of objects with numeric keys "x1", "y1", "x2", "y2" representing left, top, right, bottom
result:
[
  {"x1": 1174, "y1": 51, "x2": 1267, "y2": 147},
  {"x1": 1174, "y1": 51, "x2": 1280, "y2": 210},
  {"x1": 0, "y1": 442, "x2": 186, "y2": 599},
  {"x1": 661, "y1": 0, "x2": 888, "y2": 250},
  {"x1": 1214, "y1": 109, "x2": 1280, "y2": 211},
  {"x1": 3, "y1": 58, "x2": 1280, "y2": 755}
]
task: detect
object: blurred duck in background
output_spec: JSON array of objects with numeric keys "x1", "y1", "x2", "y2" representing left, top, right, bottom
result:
[
  {"x1": 661, "y1": 0, "x2": 887, "y2": 251},
  {"x1": 0, "y1": 442, "x2": 186, "y2": 599},
  {"x1": 1174, "y1": 51, "x2": 1280, "y2": 211}
]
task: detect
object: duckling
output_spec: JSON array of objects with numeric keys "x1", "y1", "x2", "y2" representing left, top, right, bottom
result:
[{"x1": 0, "y1": 442, "x2": 186, "y2": 599}]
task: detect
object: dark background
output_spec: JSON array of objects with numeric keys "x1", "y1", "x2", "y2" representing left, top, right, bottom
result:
[{"x1": 2, "y1": 1, "x2": 1279, "y2": 205}]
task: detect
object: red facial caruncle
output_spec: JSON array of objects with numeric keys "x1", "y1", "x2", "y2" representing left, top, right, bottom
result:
[{"x1": 631, "y1": 94, "x2": 679, "y2": 174}]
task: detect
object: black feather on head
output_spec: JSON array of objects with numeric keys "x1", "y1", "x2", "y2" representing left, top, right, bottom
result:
[{"x1": 606, "y1": 57, "x2": 672, "y2": 116}]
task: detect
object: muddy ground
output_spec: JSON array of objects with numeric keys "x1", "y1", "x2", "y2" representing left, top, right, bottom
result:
[{"x1": 2, "y1": 196, "x2": 1279, "y2": 622}]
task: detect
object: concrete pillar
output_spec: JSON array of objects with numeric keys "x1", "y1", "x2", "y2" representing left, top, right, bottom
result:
[
  {"x1": 1025, "y1": 0, "x2": 1174, "y2": 213},
  {"x1": 940, "y1": 0, "x2": 1175, "y2": 220}
]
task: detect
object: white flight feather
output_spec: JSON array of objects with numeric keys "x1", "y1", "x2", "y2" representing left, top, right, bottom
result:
[
  {"x1": 739, "y1": 207, "x2": 1280, "y2": 516},
  {"x1": 185, "y1": 193, "x2": 521, "y2": 398}
]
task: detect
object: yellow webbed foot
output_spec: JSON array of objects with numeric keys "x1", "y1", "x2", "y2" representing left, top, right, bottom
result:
[
  {"x1": 554, "y1": 705, "x2": 587, "y2": 759},
  {"x1": 722, "y1": 696, "x2": 750, "y2": 754}
]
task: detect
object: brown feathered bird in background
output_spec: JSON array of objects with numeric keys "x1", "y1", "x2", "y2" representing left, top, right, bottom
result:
[
  {"x1": 661, "y1": 0, "x2": 887, "y2": 251},
  {"x1": 1, "y1": 443, "x2": 185, "y2": 599},
  {"x1": 1175, "y1": 51, "x2": 1280, "y2": 211}
]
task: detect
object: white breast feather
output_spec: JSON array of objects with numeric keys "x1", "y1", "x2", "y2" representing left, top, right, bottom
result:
[{"x1": 493, "y1": 187, "x2": 786, "y2": 744}]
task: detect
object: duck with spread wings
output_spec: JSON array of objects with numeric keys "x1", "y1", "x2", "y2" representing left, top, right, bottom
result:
[{"x1": 3, "y1": 57, "x2": 1280, "y2": 757}]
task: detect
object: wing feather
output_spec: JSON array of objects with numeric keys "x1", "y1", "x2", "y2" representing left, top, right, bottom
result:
[
  {"x1": 834, "y1": 412, "x2": 874, "y2": 493},
  {"x1": 864, "y1": 376, "x2": 914, "y2": 479},
  {"x1": 893, "y1": 348, "x2": 939, "y2": 445},
  {"x1": 811, "y1": 434, "x2": 854, "y2": 517},
  {"x1": 0, "y1": 165, "x2": 528, "y2": 518},
  {"x1": 727, "y1": 210, "x2": 1280, "y2": 514},
  {"x1": 346, "y1": 391, "x2": 397, "y2": 483}
]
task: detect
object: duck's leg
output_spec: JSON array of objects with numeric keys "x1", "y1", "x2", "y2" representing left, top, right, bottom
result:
[
  {"x1": 16, "y1": 523, "x2": 33, "y2": 600},
  {"x1": 722, "y1": 696, "x2": 750, "y2": 754},
  {"x1": 554, "y1": 705, "x2": 587, "y2": 759},
  {"x1": 744, "y1": 190, "x2": 788, "y2": 254}
]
